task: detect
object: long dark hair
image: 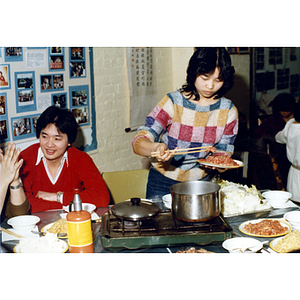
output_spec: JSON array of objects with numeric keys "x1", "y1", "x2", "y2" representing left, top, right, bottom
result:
[
  {"x1": 36, "y1": 106, "x2": 78, "y2": 144},
  {"x1": 180, "y1": 47, "x2": 235, "y2": 100}
]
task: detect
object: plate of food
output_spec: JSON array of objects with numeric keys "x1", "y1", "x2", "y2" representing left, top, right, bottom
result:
[
  {"x1": 198, "y1": 155, "x2": 244, "y2": 169},
  {"x1": 270, "y1": 230, "x2": 300, "y2": 253},
  {"x1": 239, "y1": 218, "x2": 292, "y2": 238},
  {"x1": 41, "y1": 218, "x2": 68, "y2": 239}
]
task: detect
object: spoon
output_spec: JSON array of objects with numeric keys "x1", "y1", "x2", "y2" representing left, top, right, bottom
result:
[{"x1": 31, "y1": 230, "x2": 67, "y2": 238}]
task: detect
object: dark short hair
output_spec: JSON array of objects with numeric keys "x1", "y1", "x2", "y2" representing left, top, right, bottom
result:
[
  {"x1": 269, "y1": 93, "x2": 296, "y2": 116},
  {"x1": 36, "y1": 106, "x2": 78, "y2": 144},
  {"x1": 180, "y1": 47, "x2": 235, "y2": 100}
]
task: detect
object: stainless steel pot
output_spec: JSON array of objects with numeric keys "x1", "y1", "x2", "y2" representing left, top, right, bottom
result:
[{"x1": 170, "y1": 181, "x2": 220, "y2": 222}]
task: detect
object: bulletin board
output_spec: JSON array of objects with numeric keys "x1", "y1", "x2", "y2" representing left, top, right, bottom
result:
[{"x1": 0, "y1": 47, "x2": 97, "y2": 152}]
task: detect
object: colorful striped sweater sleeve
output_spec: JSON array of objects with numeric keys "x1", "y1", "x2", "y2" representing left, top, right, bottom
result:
[{"x1": 132, "y1": 90, "x2": 239, "y2": 181}]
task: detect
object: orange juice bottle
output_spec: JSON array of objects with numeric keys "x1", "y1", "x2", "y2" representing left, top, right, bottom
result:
[{"x1": 66, "y1": 189, "x2": 94, "y2": 253}]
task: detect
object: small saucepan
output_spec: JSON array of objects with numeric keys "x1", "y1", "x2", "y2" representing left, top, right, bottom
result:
[{"x1": 170, "y1": 181, "x2": 220, "y2": 222}]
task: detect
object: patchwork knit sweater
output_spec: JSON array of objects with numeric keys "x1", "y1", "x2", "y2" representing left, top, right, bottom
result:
[{"x1": 132, "y1": 90, "x2": 239, "y2": 181}]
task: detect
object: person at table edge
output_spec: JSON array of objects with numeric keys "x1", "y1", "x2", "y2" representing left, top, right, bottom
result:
[{"x1": 18, "y1": 106, "x2": 110, "y2": 213}]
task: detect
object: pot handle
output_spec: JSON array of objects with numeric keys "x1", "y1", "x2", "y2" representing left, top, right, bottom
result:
[
  {"x1": 131, "y1": 198, "x2": 141, "y2": 205},
  {"x1": 69, "y1": 200, "x2": 74, "y2": 212}
]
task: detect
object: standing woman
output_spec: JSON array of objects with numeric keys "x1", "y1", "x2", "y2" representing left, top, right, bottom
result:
[
  {"x1": 275, "y1": 102, "x2": 300, "y2": 203},
  {"x1": 132, "y1": 47, "x2": 238, "y2": 198}
]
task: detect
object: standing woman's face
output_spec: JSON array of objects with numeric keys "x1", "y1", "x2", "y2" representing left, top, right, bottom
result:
[
  {"x1": 39, "y1": 123, "x2": 70, "y2": 163},
  {"x1": 194, "y1": 67, "x2": 224, "y2": 100}
]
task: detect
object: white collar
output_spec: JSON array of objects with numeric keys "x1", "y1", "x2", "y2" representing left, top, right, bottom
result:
[{"x1": 36, "y1": 147, "x2": 69, "y2": 166}]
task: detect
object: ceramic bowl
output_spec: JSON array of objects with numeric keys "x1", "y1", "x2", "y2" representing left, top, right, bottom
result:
[
  {"x1": 284, "y1": 211, "x2": 300, "y2": 230},
  {"x1": 7, "y1": 215, "x2": 40, "y2": 233},
  {"x1": 222, "y1": 237, "x2": 263, "y2": 253},
  {"x1": 162, "y1": 194, "x2": 172, "y2": 209},
  {"x1": 261, "y1": 191, "x2": 292, "y2": 208},
  {"x1": 67, "y1": 203, "x2": 96, "y2": 214}
]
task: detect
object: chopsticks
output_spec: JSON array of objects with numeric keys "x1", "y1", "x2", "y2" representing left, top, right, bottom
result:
[
  {"x1": 0, "y1": 227, "x2": 24, "y2": 239},
  {"x1": 151, "y1": 146, "x2": 212, "y2": 157}
]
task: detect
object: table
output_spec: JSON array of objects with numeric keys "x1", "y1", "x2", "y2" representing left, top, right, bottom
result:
[{"x1": 1, "y1": 205, "x2": 300, "y2": 253}]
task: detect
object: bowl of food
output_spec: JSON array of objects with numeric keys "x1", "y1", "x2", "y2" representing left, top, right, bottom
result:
[
  {"x1": 65, "y1": 203, "x2": 96, "y2": 214},
  {"x1": 261, "y1": 191, "x2": 292, "y2": 208},
  {"x1": 222, "y1": 237, "x2": 263, "y2": 253},
  {"x1": 7, "y1": 215, "x2": 40, "y2": 233},
  {"x1": 162, "y1": 194, "x2": 172, "y2": 209},
  {"x1": 284, "y1": 211, "x2": 300, "y2": 230}
]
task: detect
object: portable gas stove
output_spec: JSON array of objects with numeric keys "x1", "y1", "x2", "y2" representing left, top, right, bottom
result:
[{"x1": 101, "y1": 210, "x2": 232, "y2": 252}]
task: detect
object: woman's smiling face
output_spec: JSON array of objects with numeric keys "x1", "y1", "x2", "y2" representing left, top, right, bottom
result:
[
  {"x1": 39, "y1": 123, "x2": 70, "y2": 163},
  {"x1": 194, "y1": 67, "x2": 224, "y2": 100}
]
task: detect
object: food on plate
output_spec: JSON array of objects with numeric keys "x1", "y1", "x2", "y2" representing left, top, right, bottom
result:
[
  {"x1": 176, "y1": 247, "x2": 213, "y2": 253},
  {"x1": 273, "y1": 230, "x2": 300, "y2": 253},
  {"x1": 199, "y1": 155, "x2": 238, "y2": 166},
  {"x1": 16, "y1": 233, "x2": 68, "y2": 253},
  {"x1": 217, "y1": 179, "x2": 271, "y2": 216},
  {"x1": 243, "y1": 219, "x2": 289, "y2": 236},
  {"x1": 47, "y1": 218, "x2": 68, "y2": 234}
]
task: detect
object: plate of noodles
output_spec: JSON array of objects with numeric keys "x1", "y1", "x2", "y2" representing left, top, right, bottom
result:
[
  {"x1": 270, "y1": 230, "x2": 300, "y2": 253},
  {"x1": 41, "y1": 218, "x2": 68, "y2": 239}
]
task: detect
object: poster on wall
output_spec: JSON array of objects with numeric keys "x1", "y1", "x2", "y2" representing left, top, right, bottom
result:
[
  {"x1": 4, "y1": 47, "x2": 23, "y2": 62},
  {"x1": 49, "y1": 47, "x2": 65, "y2": 72},
  {"x1": 15, "y1": 71, "x2": 37, "y2": 113},
  {"x1": 0, "y1": 64, "x2": 11, "y2": 89},
  {"x1": 126, "y1": 47, "x2": 157, "y2": 131},
  {"x1": 69, "y1": 85, "x2": 90, "y2": 126},
  {"x1": 69, "y1": 47, "x2": 86, "y2": 78},
  {"x1": 0, "y1": 92, "x2": 10, "y2": 142}
]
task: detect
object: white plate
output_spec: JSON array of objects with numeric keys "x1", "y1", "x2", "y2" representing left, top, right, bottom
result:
[
  {"x1": 239, "y1": 218, "x2": 292, "y2": 238},
  {"x1": 199, "y1": 159, "x2": 244, "y2": 169},
  {"x1": 41, "y1": 223, "x2": 68, "y2": 239},
  {"x1": 1, "y1": 225, "x2": 38, "y2": 242},
  {"x1": 13, "y1": 239, "x2": 68, "y2": 253}
]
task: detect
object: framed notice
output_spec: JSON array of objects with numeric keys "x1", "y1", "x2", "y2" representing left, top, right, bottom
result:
[{"x1": 15, "y1": 71, "x2": 37, "y2": 113}]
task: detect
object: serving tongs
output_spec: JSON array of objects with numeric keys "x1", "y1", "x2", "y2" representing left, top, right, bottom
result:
[{"x1": 151, "y1": 146, "x2": 213, "y2": 157}]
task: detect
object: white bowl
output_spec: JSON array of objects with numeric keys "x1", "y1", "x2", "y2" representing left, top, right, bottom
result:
[
  {"x1": 66, "y1": 203, "x2": 96, "y2": 214},
  {"x1": 222, "y1": 237, "x2": 263, "y2": 253},
  {"x1": 162, "y1": 194, "x2": 172, "y2": 209},
  {"x1": 284, "y1": 211, "x2": 300, "y2": 230},
  {"x1": 7, "y1": 215, "x2": 40, "y2": 233},
  {"x1": 262, "y1": 191, "x2": 292, "y2": 208}
]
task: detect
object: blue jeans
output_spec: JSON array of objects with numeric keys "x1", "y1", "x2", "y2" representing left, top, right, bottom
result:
[
  {"x1": 146, "y1": 167, "x2": 180, "y2": 198},
  {"x1": 146, "y1": 167, "x2": 218, "y2": 199}
]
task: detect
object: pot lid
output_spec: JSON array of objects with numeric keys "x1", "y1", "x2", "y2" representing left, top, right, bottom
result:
[{"x1": 111, "y1": 198, "x2": 161, "y2": 221}]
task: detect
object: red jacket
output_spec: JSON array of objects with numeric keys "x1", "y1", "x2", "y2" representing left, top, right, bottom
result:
[{"x1": 19, "y1": 143, "x2": 109, "y2": 212}]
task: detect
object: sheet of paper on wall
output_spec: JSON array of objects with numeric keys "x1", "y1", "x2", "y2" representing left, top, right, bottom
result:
[
  {"x1": 126, "y1": 47, "x2": 157, "y2": 131},
  {"x1": 37, "y1": 94, "x2": 51, "y2": 111},
  {"x1": 26, "y1": 51, "x2": 47, "y2": 68}
]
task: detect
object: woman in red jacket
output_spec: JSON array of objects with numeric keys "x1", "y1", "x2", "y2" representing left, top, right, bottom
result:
[{"x1": 19, "y1": 106, "x2": 109, "y2": 213}]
